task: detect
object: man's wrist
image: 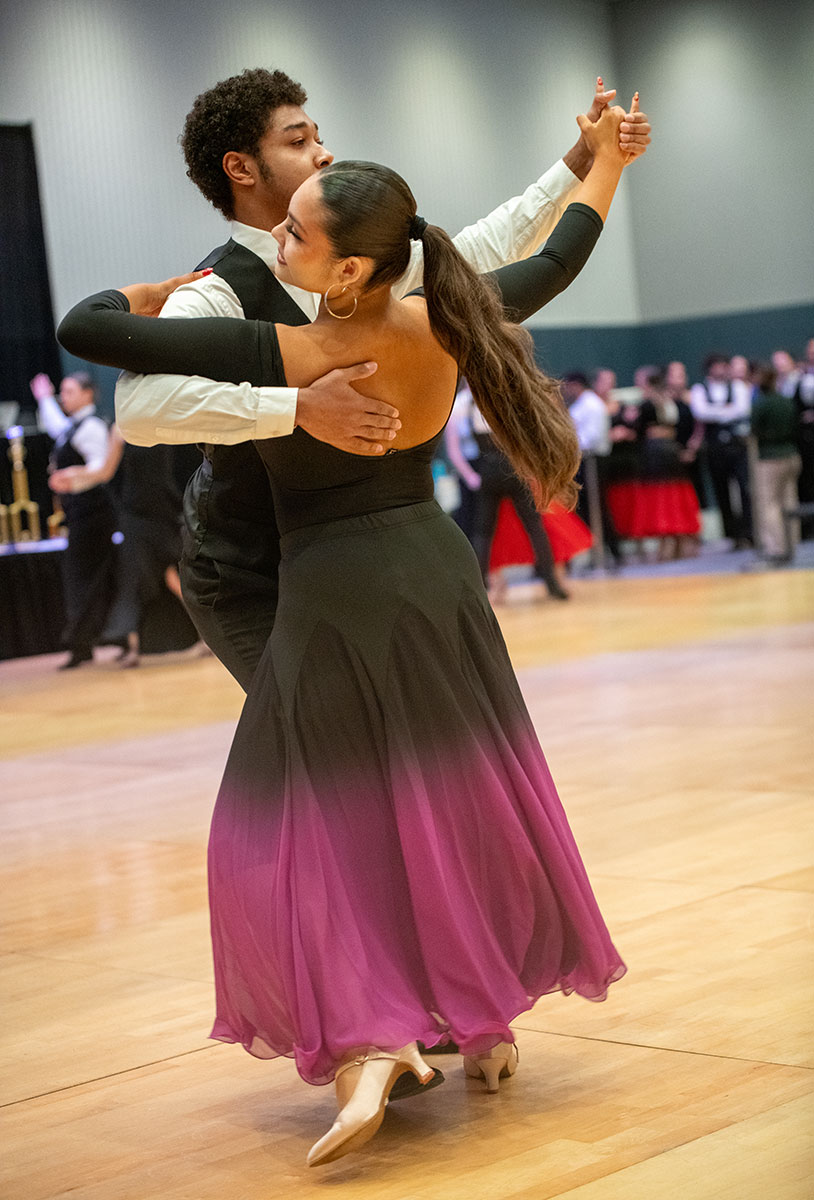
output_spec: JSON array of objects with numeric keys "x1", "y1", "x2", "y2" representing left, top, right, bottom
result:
[
  {"x1": 293, "y1": 386, "x2": 307, "y2": 429},
  {"x1": 563, "y1": 139, "x2": 593, "y2": 182}
]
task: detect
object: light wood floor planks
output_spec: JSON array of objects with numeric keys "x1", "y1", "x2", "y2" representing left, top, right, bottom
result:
[{"x1": 1, "y1": 568, "x2": 812, "y2": 1198}]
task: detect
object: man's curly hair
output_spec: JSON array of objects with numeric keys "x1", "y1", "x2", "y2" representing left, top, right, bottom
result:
[{"x1": 181, "y1": 68, "x2": 307, "y2": 220}]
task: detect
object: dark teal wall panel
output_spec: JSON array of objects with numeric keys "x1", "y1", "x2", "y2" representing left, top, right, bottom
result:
[{"x1": 531, "y1": 301, "x2": 814, "y2": 385}]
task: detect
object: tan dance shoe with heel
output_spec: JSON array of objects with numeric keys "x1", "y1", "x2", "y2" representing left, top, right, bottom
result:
[
  {"x1": 463, "y1": 1041, "x2": 519, "y2": 1093},
  {"x1": 307, "y1": 1042, "x2": 436, "y2": 1167}
]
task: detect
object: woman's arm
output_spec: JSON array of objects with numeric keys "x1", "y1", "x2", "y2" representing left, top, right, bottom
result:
[
  {"x1": 486, "y1": 105, "x2": 628, "y2": 323},
  {"x1": 486, "y1": 203, "x2": 605, "y2": 323},
  {"x1": 57, "y1": 289, "x2": 278, "y2": 387}
]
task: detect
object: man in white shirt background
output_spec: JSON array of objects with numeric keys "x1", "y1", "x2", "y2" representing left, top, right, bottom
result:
[
  {"x1": 690, "y1": 353, "x2": 753, "y2": 547},
  {"x1": 562, "y1": 371, "x2": 622, "y2": 565},
  {"x1": 114, "y1": 67, "x2": 650, "y2": 689},
  {"x1": 30, "y1": 371, "x2": 116, "y2": 668}
]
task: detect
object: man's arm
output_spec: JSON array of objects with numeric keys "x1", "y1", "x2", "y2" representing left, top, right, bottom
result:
[
  {"x1": 30, "y1": 375, "x2": 70, "y2": 438},
  {"x1": 395, "y1": 78, "x2": 651, "y2": 296},
  {"x1": 115, "y1": 274, "x2": 300, "y2": 446},
  {"x1": 115, "y1": 273, "x2": 398, "y2": 454}
]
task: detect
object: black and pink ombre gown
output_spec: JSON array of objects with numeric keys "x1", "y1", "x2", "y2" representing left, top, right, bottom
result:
[{"x1": 58, "y1": 203, "x2": 626, "y2": 1086}]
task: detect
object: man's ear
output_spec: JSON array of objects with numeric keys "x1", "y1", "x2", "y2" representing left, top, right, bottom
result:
[{"x1": 222, "y1": 151, "x2": 256, "y2": 189}]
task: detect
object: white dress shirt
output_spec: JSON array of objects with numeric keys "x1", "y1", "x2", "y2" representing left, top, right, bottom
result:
[
  {"x1": 569, "y1": 389, "x2": 610, "y2": 455},
  {"x1": 38, "y1": 397, "x2": 109, "y2": 471},
  {"x1": 115, "y1": 159, "x2": 582, "y2": 446},
  {"x1": 689, "y1": 379, "x2": 752, "y2": 424}
]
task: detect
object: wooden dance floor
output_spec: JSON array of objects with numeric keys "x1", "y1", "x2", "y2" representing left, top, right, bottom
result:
[{"x1": 1, "y1": 569, "x2": 813, "y2": 1198}]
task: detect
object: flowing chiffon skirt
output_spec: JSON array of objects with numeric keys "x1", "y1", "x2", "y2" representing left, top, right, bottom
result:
[{"x1": 208, "y1": 500, "x2": 625, "y2": 1084}]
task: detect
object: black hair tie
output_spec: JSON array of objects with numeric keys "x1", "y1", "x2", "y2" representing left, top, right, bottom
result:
[{"x1": 409, "y1": 215, "x2": 428, "y2": 240}]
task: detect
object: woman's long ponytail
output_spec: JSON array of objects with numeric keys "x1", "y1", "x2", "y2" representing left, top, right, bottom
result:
[
  {"x1": 420, "y1": 223, "x2": 580, "y2": 511},
  {"x1": 318, "y1": 161, "x2": 579, "y2": 509}
]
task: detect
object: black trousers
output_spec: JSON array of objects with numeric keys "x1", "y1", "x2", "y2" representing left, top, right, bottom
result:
[
  {"x1": 180, "y1": 553, "x2": 277, "y2": 692},
  {"x1": 575, "y1": 456, "x2": 622, "y2": 561},
  {"x1": 470, "y1": 449, "x2": 558, "y2": 591},
  {"x1": 706, "y1": 438, "x2": 752, "y2": 542},
  {"x1": 797, "y1": 422, "x2": 814, "y2": 538},
  {"x1": 61, "y1": 507, "x2": 117, "y2": 656}
]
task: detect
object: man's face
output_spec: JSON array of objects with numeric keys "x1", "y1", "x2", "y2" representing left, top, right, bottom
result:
[
  {"x1": 771, "y1": 350, "x2": 794, "y2": 377},
  {"x1": 252, "y1": 105, "x2": 334, "y2": 220},
  {"x1": 707, "y1": 360, "x2": 729, "y2": 382},
  {"x1": 594, "y1": 369, "x2": 616, "y2": 397},
  {"x1": 666, "y1": 361, "x2": 687, "y2": 391},
  {"x1": 730, "y1": 356, "x2": 750, "y2": 382},
  {"x1": 59, "y1": 378, "x2": 91, "y2": 415}
]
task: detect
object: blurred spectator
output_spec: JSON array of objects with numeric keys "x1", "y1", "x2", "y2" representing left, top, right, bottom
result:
[
  {"x1": 771, "y1": 350, "x2": 799, "y2": 398},
  {"x1": 634, "y1": 371, "x2": 702, "y2": 558},
  {"x1": 444, "y1": 379, "x2": 481, "y2": 541},
  {"x1": 690, "y1": 354, "x2": 753, "y2": 547},
  {"x1": 468, "y1": 401, "x2": 568, "y2": 603},
  {"x1": 30, "y1": 372, "x2": 116, "y2": 669},
  {"x1": 666, "y1": 359, "x2": 707, "y2": 514},
  {"x1": 563, "y1": 372, "x2": 622, "y2": 566},
  {"x1": 730, "y1": 355, "x2": 753, "y2": 386},
  {"x1": 49, "y1": 427, "x2": 201, "y2": 667},
  {"x1": 791, "y1": 342, "x2": 814, "y2": 537},
  {"x1": 751, "y1": 364, "x2": 802, "y2": 563},
  {"x1": 592, "y1": 368, "x2": 617, "y2": 406}
]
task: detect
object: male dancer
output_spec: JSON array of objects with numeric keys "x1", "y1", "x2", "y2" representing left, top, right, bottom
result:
[{"x1": 117, "y1": 69, "x2": 650, "y2": 690}]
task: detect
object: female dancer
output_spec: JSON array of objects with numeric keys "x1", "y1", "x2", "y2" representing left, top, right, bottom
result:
[{"x1": 59, "y1": 104, "x2": 630, "y2": 1167}]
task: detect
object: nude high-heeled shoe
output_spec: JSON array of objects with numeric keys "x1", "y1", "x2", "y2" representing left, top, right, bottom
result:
[
  {"x1": 462, "y1": 1041, "x2": 519, "y2": 1094},
  {"x1": 307, "y1": 1042, "x2": 435, "y2": 1168}
]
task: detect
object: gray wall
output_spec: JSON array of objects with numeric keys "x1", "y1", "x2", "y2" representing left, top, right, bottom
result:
[
  {"x1": 0, "y1": 0, "x2": 640, "y2": 331},
  {"x1": 610, "y1": 0, "x2": 814, "y2": 321},
  {"x1": 2, "y1": 0, "x2": 811, "y2": 377}
]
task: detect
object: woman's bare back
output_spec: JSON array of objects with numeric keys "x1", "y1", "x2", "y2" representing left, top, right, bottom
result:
[{"x1": 275, "y1": 296, "x2": 459, "y2": 451}]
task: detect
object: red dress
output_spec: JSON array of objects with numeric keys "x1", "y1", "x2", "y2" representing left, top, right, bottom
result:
[
  {"x1": 489, "y1": 500, "x2": 592, "y2": 569},
  {"x1": 605, "y1": 400, "x2": 701, "y2": 539}
]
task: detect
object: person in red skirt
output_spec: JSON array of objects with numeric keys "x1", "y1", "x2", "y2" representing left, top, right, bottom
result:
[{"x1": 605, "y1": 368, "x2": 701, "y2": 559}]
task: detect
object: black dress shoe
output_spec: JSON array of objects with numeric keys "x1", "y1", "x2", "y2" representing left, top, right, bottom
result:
[
  {"x1": 387, "y1": 1066, "x2": 445, "y2": 1102},
  {"x1": 418, "y1": 1039, "x2": 460, "y2": 1055},
  {"x1": 59, "y1": 651, "x2": 93, "y2": 670}
]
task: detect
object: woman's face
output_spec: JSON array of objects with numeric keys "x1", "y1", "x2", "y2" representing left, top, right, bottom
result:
[{"x1": 272, "y1": 173, "x2": 345, "y2": 295}]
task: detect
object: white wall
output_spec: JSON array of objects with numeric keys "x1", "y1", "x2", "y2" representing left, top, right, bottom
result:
[
  {"x1": 610, "y1": 0, "x2": 814, "y2": 322},
  {"x1": 0, "y1": 0, "x2": 641, "y2": 330}
]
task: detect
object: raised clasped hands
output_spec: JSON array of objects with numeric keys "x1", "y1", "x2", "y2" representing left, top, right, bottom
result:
[
  {"x1": 577, "y1": 102, "x2": 629, "y2": 166},
  {"x1": 585, "y1": 77, "x2": 651, "y2": 165}
]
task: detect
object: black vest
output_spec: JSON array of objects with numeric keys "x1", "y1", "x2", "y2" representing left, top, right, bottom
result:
[
  {"x1": 701, "y1": 381, "x2": 741, "y2": 446},
  {"x1": 183, "y1": 240, "x2": 310, "y2": 572},
  {"x1": 52, "y1": 410, "x2": 112, "y2": 521}
]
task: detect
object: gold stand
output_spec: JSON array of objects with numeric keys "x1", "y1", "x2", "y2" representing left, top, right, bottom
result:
[{"x1": 0, "y1": 427, "x2": 42, "y2": 544}]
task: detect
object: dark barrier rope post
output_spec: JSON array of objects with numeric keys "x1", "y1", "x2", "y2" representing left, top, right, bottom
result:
[
  {"x1": 746, "y1": 434, "x2": 765, "y2": 559},
  {"x1": 583, "y1": 454, "x2": 606, "y2": 571}
]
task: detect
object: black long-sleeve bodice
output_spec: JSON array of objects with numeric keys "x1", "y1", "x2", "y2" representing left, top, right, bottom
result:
[{"x1": 58, "y1": 203, "x2": 603, "y2": 535}]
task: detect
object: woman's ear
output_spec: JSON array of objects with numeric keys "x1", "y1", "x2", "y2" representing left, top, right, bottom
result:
[{"x1": 338, "y1": 256, "x2": 372, "y2": 289}]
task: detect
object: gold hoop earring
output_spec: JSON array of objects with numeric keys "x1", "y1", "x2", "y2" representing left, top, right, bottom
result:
[{"x1": 323, "y1": 283, "x2": 358, "y2": 319}]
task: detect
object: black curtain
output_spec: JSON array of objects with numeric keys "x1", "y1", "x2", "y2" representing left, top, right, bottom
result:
[{"x1": 0, "y1": 124, "x2": 62, "y2": 425}]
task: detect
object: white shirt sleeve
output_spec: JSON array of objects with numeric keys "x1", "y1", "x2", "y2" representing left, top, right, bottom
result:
[
  {"x1": 572, "y1": 396, "x2": 610, "y2": 454},
  {"x1": 37, "y1": 393, "x2": 71, "y2": 439},
  {"x1": 394, "y1": 158, "x2": 581, "y2": 297},
  {"x1": 72, "y1": 415, "x2": 110, "y2": 472},
  {"x1": 115, "y1": 274, "x2": 297, "y2": 446},
  {"x1": 689, "y1": 383, "x2": 716, "y2": 421}
]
